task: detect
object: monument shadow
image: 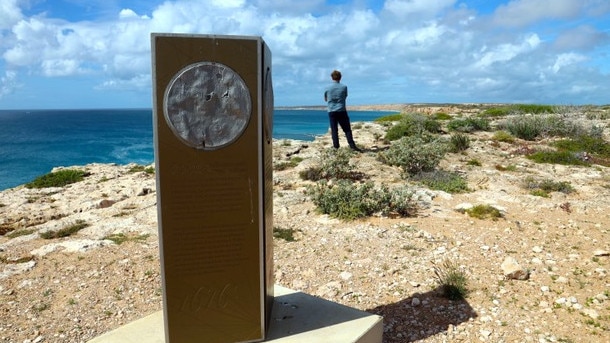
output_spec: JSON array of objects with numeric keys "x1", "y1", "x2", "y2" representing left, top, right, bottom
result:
[
  {"x1": 266, "y1": 289, "x2": 380, "y2": 340},
  {"x1": 366, "y1": 287, "x2": 477, "y2": 342}
]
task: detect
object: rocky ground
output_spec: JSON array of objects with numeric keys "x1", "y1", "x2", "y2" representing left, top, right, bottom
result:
[{"x1": 1, "y1": 104, "x2": 609, "y2": 343}]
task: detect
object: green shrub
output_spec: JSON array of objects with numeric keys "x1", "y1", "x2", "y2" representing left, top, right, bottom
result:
[
  {"x1": 553, "y1": 136, "x2": 610, "y2": 158},
  {"x1": 40, "y1": 220, "x2": 88, "y2": 239},
  {"x1": 498, "y1": 116, "x2": 542, "y2": 140},
  {"x1": 530, "y1": 189, "x2": 550, "y2": 197},
  {"x1": 383, "y1": 186, "x2": 419, "y2": 217},
  {"x1": 300, "y1": 148, "x2": 359, "y2": 181},
  {"x1": 448, "y1": 133, "x2": 470, "y2": 152},
  {"x1": 26, "y1": 169, "x2": 88, "y2": 189},
  {"x1": 499, "y1": 114, "x2": 592, "y2": 141},
  {"x1": 378, "y1": 136, "x2": 447, "y2": 175},
  {"x1": 527, "y1": 150, "x2": 590, "y2": 166},
  {"x1": 384, "y1": 113, "x2": 441, "y2": 141},
  {"x1": 465, "y1": 205, "x2": 502, "y2": 220},
  {"x1": 6, "y1": 229, "x2": 36, "y2": 239},
  {"x1": 512, "y1": 104, "x2": 556, "y2": 114},
  {"x1": 411, "y1": 170, "x2": 469, "y2": 193},
  {"x1": 275, "y1": 157, "x2": 303, "y2": 171},
  {"x1": 433, "y1": 112, "x2": 452, "y2": 120},
  {"x1": 433, "y1": 260, "x2": 469, "y2": 300},
  {"x1": 308, "y1": 181, "x2": 380, "y2": 220},
  {"x1": 374, "y1": 113, "x2": 403, "y2": 122},
  {"x1": 482, "y1": 104, "x2": 555, "y2": 118},
  {"x1": 482, "y1": 107, "x2": 511, "y2": 117},
  {"x1": 447, "y1": 117, "x2": 490, "y2": 133},
  {"x1": 522, "y1": 177, "x2": 574, "y2": 195},
  {"x1": 308, "y1": 181, "x2": 417, "y2": 220},
  {"x1": 492, "y1": 130, "x2": 515, "y2": 143},
  {"x1": 103, "y1": 233, "x2": 150, "y2": 245},
  {"x1": 467, "y1": 159, "x2": 482, "y2": 166},
  {"x1": 128, "y1": 165, "x2": 155, "y2": 174}
]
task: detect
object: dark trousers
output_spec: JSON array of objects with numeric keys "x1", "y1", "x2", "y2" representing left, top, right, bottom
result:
[{"x1": 328, "y1": 111, "x2": 356, "y2": 149}]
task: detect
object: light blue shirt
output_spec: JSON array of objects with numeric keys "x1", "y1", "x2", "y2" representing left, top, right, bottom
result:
[{"x1": 324, "y1": 81, "x2": 348, "y2": 112}]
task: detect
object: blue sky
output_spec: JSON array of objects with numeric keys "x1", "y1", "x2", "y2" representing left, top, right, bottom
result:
[{"x1": 1, "y1": 0, "x2": 609, "y2": 109}]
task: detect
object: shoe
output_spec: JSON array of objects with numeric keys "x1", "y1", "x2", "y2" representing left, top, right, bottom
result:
[{"x1": 350, "y1": 146, "x2": 363, "y2": 153}]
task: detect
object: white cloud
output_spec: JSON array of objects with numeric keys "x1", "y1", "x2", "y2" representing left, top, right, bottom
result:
[
  {"x1": 554, "y1": 25, "x2": 610, "y2": 51},
  {"x1": 474, "y1": 33, "x2": 541, "y2": 69},
  {"x1": 0, "y1": 0, "x2": 22, "y2": 31},
  {"x1": 0, "y1": 70, "x2": 18, "y2": 96},
  {"x1": 384, "y1": 0, "x2": 456, "y2": 17},
  {"x1": 552, "y1": 53, "x2": 587, "y2": 73},
  {"x1": 492, "y1": 0, "x2": 582, "y2": 27},
  {"x1": 0, "y1": 0, "x2": 609, "y2": 107}
]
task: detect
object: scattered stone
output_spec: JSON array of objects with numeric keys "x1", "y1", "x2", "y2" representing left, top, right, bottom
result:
[
  {"x1": 339, "y1": 271, "x2": 352, "y2": 281},
  {"x1": 581, "y1": 308, "x2": 600, "y2": 319},
  {"x1": 501, "y1": 257, "x2": 530, "y2": 280},
  {"x1": 411, "y1": 297, "x2": 421, "y2": 307}
]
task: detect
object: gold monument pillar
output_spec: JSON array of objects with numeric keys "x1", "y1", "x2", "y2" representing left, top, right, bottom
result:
[{"x1": 151, "y1": 34, "x2": 274, "y2": 343}]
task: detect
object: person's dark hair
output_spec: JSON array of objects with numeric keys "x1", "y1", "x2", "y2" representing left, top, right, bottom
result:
[{"x1": 331, "y1": 70, "x2": 342, "y2": 81}]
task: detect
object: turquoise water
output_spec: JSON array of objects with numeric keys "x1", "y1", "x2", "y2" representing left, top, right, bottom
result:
[{"x1": 0, "y1": 108, "x2": 394, "y2": 190}]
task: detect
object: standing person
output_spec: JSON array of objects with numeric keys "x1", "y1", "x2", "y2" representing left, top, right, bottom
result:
[{"x1": 324, "y1": 70, "x2": 362, "y2": 152}]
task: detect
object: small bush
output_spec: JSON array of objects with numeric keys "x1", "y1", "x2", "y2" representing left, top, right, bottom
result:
[
  {"x1": 308, "y1": 181, "x2": 376, "y2": 220},
  {"x1": 492, "y1": 130, "x2": 515, "y2": 143},
  {"x1": 374, "y1": 113, "x2": 403, "y2": 122},
  {"x1": 530, "y1": 189, "x2": 550, "y2": 197},
  {"x1": 433, "y1": 259, "x2": 469, "y2": 300},
  {"x1": 499, "y1": 116, "x2": 542, "y2": 140},
  {"x1": 448, "y1": 133, "x2": 470, "y2": 152},
  {"x1": 411, "y1": 170, "x2": 469, "y2": 193},
  {"x1": 553, "y1": 136, "x2": 610, "y2": 158},
  {"x1": 300, "y1": 148, "x2": 359, "y2": 181},
  {"x1": 512, "y1": 104, "x2": 556, "y2": 114},
  {"x1": 465, "y1": 205, "x2": 502, "y2": 220},
  {"x1": 467, "y1": 159, "x2": 481, "y2": 166},
  {"x1": 447, "y1": 117, "x2": 490, "y2": 133},
  {"x1": 522, "y1": 177, "x2": 575, "y2": 196},
  {"x1": 26, "y1": 169, "x2": 88, "y2": 189},
  {"x1": 384, "y1": 113, "x2": 441, "y2": 141},
  {"x1": 40, "y1": 220, "x2": 88, "y2": 239},
  {"x1": 308, "y1": 181, "x2": 417, "y2": 220},
  {"x1": 378, "y1": 136, "x2": 447, "y2": 175},
  {"x1": 433, "y1": 112, "x2": 452, "y2": 120},
  {"x1": 103, "y1": 233, "x2": 149, "y2": 245},
  {"x1": 499, "y1": 114, "x2": 593, "y2": 141},
  {"x1": 6, "y1": 229, "x2": 36, "y2": 239},
  {"x1": 275, "y1": 157, "x2": 303, "y2": 171},
  {"x1": 128, "y1": 165, "x2": 155, "y2": 174},
  {"x1": 482, "y1": 107, "x2": 511, "y2": 117},
  {"x1": 527, "y1": 150, "x2": 590, "y2": 166}
]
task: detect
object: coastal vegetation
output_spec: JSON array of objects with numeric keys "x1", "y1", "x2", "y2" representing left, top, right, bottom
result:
[
  {"x1": 25, "y1": 169, "x2": 88, "y2": 189},
  {"x1": 293, "y1": 104, "x2": 608, "y2": 220},
  {"x1": 39, "y1": 220, "x2": 88, "y2": 239}
]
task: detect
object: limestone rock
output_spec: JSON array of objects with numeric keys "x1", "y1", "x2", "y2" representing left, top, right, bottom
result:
[{"x1": 501, "y1": 257, "x2": 530, "y2": 280}]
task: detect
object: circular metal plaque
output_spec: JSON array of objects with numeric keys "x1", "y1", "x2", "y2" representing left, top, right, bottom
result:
[{"x1": 163, "y1": 62, "x2": 252, "y2": 150}]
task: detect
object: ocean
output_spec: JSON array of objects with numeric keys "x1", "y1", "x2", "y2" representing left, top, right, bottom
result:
[{"x1": 0, "y1": 108, "x2": 394, "y2": 191}]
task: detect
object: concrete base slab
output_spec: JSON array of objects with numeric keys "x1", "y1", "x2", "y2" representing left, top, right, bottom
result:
[{"x1": 88, "y1": 285, "x2": 382, "y2": 343}]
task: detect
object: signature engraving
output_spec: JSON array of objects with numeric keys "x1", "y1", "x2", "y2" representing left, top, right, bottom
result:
[{"x1": 181, "y1": 283, "x2": 239, "y2": 314}]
